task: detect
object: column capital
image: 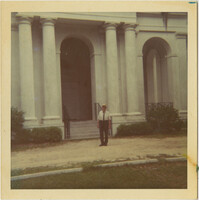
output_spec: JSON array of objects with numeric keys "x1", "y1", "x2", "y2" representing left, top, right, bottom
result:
[
  {"x1": 41, "y1": 18, "x2": 57, "y2": 26},
  {"x1": 17, "y1": 15, "x2": 33, "y2": 25},
  {"x1": 123, "y1": 23, "x2": 138, "y2": 31},
  {"x1": 103, "y1": 22, "x2": 118, "y2": 31}
]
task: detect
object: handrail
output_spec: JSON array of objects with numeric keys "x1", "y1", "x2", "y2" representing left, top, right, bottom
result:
[
  {"x1": 63, "y1": 105, "x2": 70, "y2": 139},
  {"x1": 94, "y1": 102, "x2": 102, "y2": 120}
]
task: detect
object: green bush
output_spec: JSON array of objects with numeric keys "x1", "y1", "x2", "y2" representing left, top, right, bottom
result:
[
  {"x1": 11, "y1": 107, "x2": 62, "y2": 144},
  {"x1": 115, "y1": 122, "x2": 154, "y2": 137},
  {"x1": 146, "y1": 103, "x2": 183, "y2": 131},
  {"x1": 12, "y1": 129, "x2": 32, "y2": 144},
  {"x1": 31, "y1": 127, "x2": 62, "y2": 143},
  {"x1": 11, "y1": 107, "x2": 24, "y2": 136},
  {"x1": 11, "y1": 107, "x2": 31, "y2": 144}
]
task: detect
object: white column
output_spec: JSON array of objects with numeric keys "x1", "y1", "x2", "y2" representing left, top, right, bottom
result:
[
  {"x1": 137, "y1": 55, "x2": 145, "y2": 114},
  {"x1": 11, "y1": 25, "x2": 20, "y2": 108},
  {"x1": 104, "y1": 22, "x2": 120, "y2": 114},
  {"x1": 167, "y1": 55, "x2": 181, "y2": 110},
  {"x1": 123, "y1": 24, "x2": 139, "y2": 113},
  {"x1": 153, "y1": 54, "x2": 158, "y2": 103},
  {"x1": 56, "y1": 51, "x2": 63, "y2": 118},
  {"x1": 90, "y1": 53, "x2": 104, "y2": 120},
  {"x1": 41, "y1": 18, "x2": 61, "y2": 124},
  {"x1": 176, "y1": 33, "x2": 187, "y2": 111},
  {"x1": 18, "y1": 16, "x2": 37, "y2": 126}
]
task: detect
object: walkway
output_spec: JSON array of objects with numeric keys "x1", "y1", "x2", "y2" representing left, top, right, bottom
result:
[{"x1": 11, "y1": 136, "x2": 187, "y2": 170}]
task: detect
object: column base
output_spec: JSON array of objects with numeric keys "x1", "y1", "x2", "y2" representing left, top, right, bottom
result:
[
  {"x1": 42, "y1": 116, "x2": 62, "y2": 125},
  {"x1": 23, "y1": 117, "x2": 39, "y2": 127},
  {"x1": 110, "y1": 112, "x2": 146, "y2": 136}
]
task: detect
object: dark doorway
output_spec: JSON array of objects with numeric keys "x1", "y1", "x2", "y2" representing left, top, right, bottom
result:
[{"x1": 60, "y1": 38, "x2": 92, "y2": 121}]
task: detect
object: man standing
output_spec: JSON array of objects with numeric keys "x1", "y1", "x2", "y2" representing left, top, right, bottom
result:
[{"x1": 97, "y1": 104, "x2": 111, "y2": 146}]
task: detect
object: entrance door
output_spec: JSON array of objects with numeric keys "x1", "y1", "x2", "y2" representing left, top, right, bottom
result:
[{"x1": 61, "y1": 38, "x2": 92, "y2": 121}]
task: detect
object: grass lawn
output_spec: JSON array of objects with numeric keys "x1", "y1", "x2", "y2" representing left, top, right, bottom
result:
[{"x1": 11, "y1": 161, "x2": 187, "y2": 189}]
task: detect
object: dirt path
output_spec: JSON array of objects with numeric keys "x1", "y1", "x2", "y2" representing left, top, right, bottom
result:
[{"x1": 11, "y1": 136, "x2": 187, "y2": 170}]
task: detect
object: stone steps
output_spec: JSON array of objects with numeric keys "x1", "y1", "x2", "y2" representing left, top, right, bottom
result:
[{"x1": 69, "y1": 120, "x2": 99, "y2": 140}]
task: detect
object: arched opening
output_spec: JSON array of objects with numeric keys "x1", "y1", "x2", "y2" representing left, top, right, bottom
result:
[
  {"x1": 142, "y1": 37, "x2": 171, "y2": 105},
  {"x1": 60, "y1": 38, "x2": 92, "y2": 121}
]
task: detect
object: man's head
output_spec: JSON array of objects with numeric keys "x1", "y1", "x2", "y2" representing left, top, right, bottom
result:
[{"x1": 102, "y1": 104, "x2": 107, "y2": 112}]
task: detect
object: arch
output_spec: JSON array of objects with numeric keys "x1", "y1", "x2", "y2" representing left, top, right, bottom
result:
[
  {"x1": 59, "y1": 34, "x2": 94, "y2": 56},
  {"x1": 142, "y1": 37, "x2": 171, "y2": 56},
  {"x1": 142, "y1": 37, "x2": 171, "y2": 105}
]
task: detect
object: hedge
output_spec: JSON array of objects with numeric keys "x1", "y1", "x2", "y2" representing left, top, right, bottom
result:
[
  {"x1": 30, "y1": 127, "x2": 62, "y2": 143},
  {"x1": 115, "y1": 122, "x2": 154, "y2": 137},
  {"x1": 146, "y1": 103, "x2": 183, "y2": 131}
]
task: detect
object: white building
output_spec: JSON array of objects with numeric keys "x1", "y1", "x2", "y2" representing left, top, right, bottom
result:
[{"x1": 11, "y1": 12, "x2": 187, "y2": 139}]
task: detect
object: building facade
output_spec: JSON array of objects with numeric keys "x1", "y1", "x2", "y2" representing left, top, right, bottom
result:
[{"x1": 11, "y1": 12, "x2": 187, "y2": 138}]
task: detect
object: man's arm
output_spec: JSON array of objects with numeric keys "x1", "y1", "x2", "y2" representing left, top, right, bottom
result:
[{"x1": 108, "y1": 119, "x2": 111, "y2": 129}]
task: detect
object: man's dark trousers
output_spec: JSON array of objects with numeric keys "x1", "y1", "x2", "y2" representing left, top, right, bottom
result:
[{"x1": 99, "y1": 120, "x2": 109, "y2": 145}]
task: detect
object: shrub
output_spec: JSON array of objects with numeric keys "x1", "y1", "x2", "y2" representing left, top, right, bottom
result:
[
  {"x1": 115, "y1": 122, "x2": 154, "y2": 137},
  {"x1": 12, "y1": 129, "x2": 32, "y2": 144},
  {"x1": 11, "y1": 107, "x2": 31, "y2": 144},
  {"x1": 11, "y1": 107, "x2": 24, "y2": 136},
  {"x1": 146, "y1": 103, "x2": 183, "y2": 132},
  {"x1": 31, "y1": 127, "x2": 62, "y2": 143}
]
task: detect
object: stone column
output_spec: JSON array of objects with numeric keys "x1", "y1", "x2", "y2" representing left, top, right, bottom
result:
[
  {"x1": 90, "y1": 52, "x2": 104, "y2": 120},
  {"x1": 153, "y1": 54, "x2": 159, "y2": 103},
  {"x1": 18, "y1": 16, "x2": 37, "y2": 126},
  {"x1": 41, "y1": 18, "x2": 61, "y2": 124},
  {"x1": 56, "y1": 50, "x2": 63, "y2": 118},
  {"x1": 137, "y1": 55, "x2": 145, "y2": 114},
  {"x1": 123, "y1": 24, "x2": 139, "y2": 113},
  {"x1": 167, "y1": 55, "x2": 181, "y2": 110},
  {"x1": 11, "y1": 24, "x2": 20, "y2": 108},
  {"x1": 176, "y1": 33, "x2": 187, "y2": 111},
  {"x1": 104, "y1": 22, "x2": 120, "y2": 114}
]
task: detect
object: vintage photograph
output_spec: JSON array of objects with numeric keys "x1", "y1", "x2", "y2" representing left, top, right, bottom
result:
[{"x1": 10, "y1": 11, "x2": 189, "y2": 190}]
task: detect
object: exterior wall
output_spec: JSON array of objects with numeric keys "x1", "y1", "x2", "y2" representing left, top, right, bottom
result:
[{"x1": 11, "y1": 12, "x2": 187, "y2": 137}]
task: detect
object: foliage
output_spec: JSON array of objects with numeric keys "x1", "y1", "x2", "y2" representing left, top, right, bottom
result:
[
  {"x1": 146, "y1": 103, "x2": 183, "y2": 132},
  {"x1": 11, "y1": 107, "x2": 25, "y2": 136},
  {"x1": 31, "y1": 127, "x2": 62, "y2": 143},
  {"x1": 11, "y1": 107, "x2": 30, "y2": 144},
  {"x1": 115, "y1": 122, "x2": 154, "y2": 137},
  {"x1": 11, "y1": 107, "x2": 62, "y2": 144},
  {"x1": 115, "y1": 104, "x2": 185, "y2": 137}
]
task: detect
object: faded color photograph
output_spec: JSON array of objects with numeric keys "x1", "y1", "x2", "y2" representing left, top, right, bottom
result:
[{"x1": 11, "y1": 12, "x2": 187, "y2": 189}]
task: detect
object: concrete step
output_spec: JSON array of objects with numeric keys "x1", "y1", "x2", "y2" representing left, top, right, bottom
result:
[
  {"x1": 70, "y1": 131, "x2": 99, "y2": 136},
  {"x1": 68, "y1": 120, "x2": 99, "y2": 140},
  {"x1": 70, "y1": 134, "x2": 99, "y2": 140}
]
